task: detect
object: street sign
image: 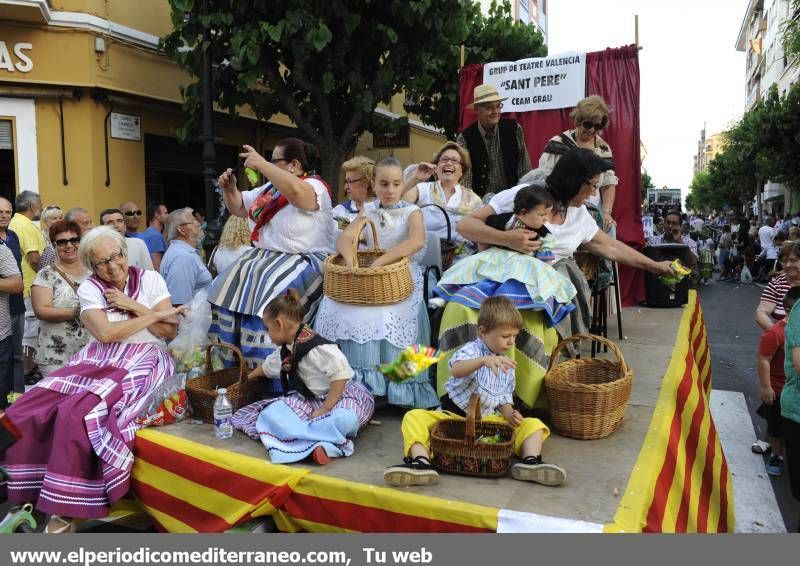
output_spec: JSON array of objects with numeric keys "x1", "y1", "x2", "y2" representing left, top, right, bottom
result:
[{"x1": 110, "y1": 112, "x2": 142, "y2": 141}]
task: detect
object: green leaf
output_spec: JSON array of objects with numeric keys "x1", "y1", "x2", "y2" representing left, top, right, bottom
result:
[
  {"x1": 307, "y1": 23, "x2": 332, "y2": 52},
  {"x1": 322, "y1": 71, "x2": 335, "y2": 94}
]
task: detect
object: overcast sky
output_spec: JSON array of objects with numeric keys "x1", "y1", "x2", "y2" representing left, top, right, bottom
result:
[{"x1": 546, "y1": 0, "x2": 746, "y2": 194}]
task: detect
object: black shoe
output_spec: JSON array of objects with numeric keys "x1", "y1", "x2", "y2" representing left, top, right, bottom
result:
[
  {"x1": 384, "y1": 456, "x2": 439, "y2": 487},
  {"x1": 23, "y1": 371, "x2": 42, "y2": 386},
  {"x1": 511, "y1": 455, "x2": 566, "y2": 486}
]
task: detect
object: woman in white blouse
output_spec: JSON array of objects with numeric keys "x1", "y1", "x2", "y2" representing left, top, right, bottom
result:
[
  {"x1": 403, "y1": 141, "x2": 483, "y2": 262},
  {"x1": 209, "y1": 138, "x2": 334, "y2": 375}
]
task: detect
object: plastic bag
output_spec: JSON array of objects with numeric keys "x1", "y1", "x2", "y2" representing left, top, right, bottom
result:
[
  {"x1": 740, "y1": 265, "x2": 753, "y2": 285},
  {"x1": 134, "y1": 373, "x2": 189, "y2": 427},
  {"x1": 169, "y1": 290, "x2": 212, "y2": 376}
]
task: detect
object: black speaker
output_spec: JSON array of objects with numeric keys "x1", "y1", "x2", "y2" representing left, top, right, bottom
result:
[{"x1": 643, "y1": 244, "x2": 691, "y2": 307}]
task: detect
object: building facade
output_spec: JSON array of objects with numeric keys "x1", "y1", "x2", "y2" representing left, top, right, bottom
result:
[
  {"x1": 735, "y1": 0, "x2": 800, "y2": 215},
  {"x1": 1, "y1": 1, "x2": 444, "y2": 220},
  {"x1": 692, "y1": 128, "x2": 725, "y2": 175}
]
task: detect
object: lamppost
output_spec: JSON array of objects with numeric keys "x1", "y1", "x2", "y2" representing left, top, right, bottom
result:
[{"x1": 200, "y1": 0, "x2": 222, "y2": 253}]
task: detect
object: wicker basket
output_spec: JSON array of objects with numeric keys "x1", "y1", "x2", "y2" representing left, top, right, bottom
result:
[
  {"x1": 430, "y1": 394, "x2": 515, "y2": 477},
  {"x1": 323, "y1": 218, "x2": 413, "y2": 305},
  {"x1": 420, "y1": 203, "x2": 458, "y2": 271},
  {"x1": 544, "y1": 334, "x2": 633, "y2": 440},
  {"x1": 185, "y1": 343, "x2": 266, "y2": 424}
]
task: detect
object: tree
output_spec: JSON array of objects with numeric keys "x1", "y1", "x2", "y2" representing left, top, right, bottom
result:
[
  {"x1": 405, "y1": 0, "x2": 546, "y2": 139},
  {"x1": 641, "y1": 168, "x2": 654, "y2": 203},
  {"x1": 782, "y1": 0, "x2": 800, "y2": 62},
  {"x1": 163, "y1": 0, "x2": 479, "y2": 186}
]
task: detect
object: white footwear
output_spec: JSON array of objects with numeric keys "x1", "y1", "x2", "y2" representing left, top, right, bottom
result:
[
  {"x1": 751, "y1": 439, "x2": 770, "y2": 454},
  {"x1": 511, "y1": 458, "x2": 566, "y2": 486}
]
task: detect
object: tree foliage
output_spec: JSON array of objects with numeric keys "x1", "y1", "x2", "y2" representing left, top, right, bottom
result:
[
  {"x1": 687, "y1": 83, "x2": 800, "y2": 214},
  {"x1": 641, "y1": 168, "x2": 654, "y2": 202},
  {"x1": 162, "y1": 0, "x2": 544, "y2": 186},
  {"x1": 782, "y1": 0, "x2": 800, "y2": 62},
  {"x1": 405, "y1": 0, "x2": 546, "y2": 139},
  {"x1": 163, "y1": 0, "x2": 477, "y2": 185}
]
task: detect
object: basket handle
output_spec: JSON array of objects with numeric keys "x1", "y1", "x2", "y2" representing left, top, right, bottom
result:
[
  {"x1": 352, "y1": 218, "x2": 381, "y2": 257},
  {"x1": 464, "y1": 394, "x2": 482, "y2": 444},
  {"x1": 419, "y1": 203, "x2": 452, "y2": 241},
  {"x1": 205, "y1": 342, "x2": 247, "y2": 384},
  {"x1": 546, "y1": 333, "x2": 630, "y2": 376}
]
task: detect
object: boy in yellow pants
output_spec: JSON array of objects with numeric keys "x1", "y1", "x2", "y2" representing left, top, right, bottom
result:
[{"x1": 384, "y1": 296, "x2": 566, "y2": 487}]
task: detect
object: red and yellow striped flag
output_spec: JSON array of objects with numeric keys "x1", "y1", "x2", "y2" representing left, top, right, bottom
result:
[{"x1": 606, "y1": 291, "x2": 734, "y2": 532}]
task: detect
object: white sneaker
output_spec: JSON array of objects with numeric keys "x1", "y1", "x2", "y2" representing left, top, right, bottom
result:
[{"x1": 751, "y1": 439, "x2": 770, "y2": 454}]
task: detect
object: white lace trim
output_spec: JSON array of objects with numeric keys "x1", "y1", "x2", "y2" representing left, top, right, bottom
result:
[{"x1": 314, "y1": 265, "x2": 424, "y2": 347}]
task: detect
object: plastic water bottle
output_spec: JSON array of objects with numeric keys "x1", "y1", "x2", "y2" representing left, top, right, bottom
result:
[{"x1": 213, "y1": 388, "x2": 233, "y2": 439}]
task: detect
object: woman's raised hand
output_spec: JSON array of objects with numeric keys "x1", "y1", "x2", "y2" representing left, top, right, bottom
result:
[
  {"x1": 239, "y1": 145, "x2": 268, "y2": 172},
  {"x1": 415, "y1": 162, "x2": 436, "y2": 181},
  {"x1": 218, "y1": 168, "x2": 237, "y2": 192}
]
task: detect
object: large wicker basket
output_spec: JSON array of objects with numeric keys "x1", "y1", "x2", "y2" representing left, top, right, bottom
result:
[
  {"x1": 323, "y1": 218, "x2": 413, "y2": 305},
  {"x1": 420, "y1": 203, "x2": 458, "y2": 271},
  {"x1": 430, "y1": 394, "x2": 515, "y2": 477},
  {"x1": 544, "y1": 334, "x2": 633, "y2": 440},
  {"x1": 185, "y1": 343, "x2": 266, "y2": 424}
]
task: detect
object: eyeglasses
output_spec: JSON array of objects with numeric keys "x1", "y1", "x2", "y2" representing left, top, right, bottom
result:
[
  {"x1": 438, "y1": 157, "x2": 462, "y2": 165},
  {"x1": 54, "y1": 236, "x2": 80, "y2": 247},
  {"x1": 345, "y1": 177, "x2": 365, "y2": 185},
  {"x1": 478, "y1": 102, "x2": 503, "y2": 112},
  {"x1": 123, "y1": 210, "x2": 142, "y2": 217},
  {"x1": 271, "y1": 157, "x2": 288, "y2": 164},
  {"x1": 92, "y1": 250, "x2": 125, "y2": 270},
  {"x1": 581, "y1": 118, "x2": 608, "y2": 131}
]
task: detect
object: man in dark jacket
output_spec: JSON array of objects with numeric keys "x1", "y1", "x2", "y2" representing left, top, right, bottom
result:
[{"x1": 456, "y1": 84, "x2": 532, "y2": 197}]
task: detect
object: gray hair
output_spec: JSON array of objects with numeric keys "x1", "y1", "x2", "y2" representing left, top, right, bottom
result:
[
  {"x1": 78, "y1": 226, "x2": 128, "y2": 271},
  {"x1": 165, "y1": 207, "x2": 194, "y2": 243},
  {"x1": 14, "y1": 190, "x2": 40, "y2": 212},
  {"x1": 64, "y1": 207, "x2": 89, "y2": 222},
  {"x1": 40, "y1": 206, "x2": 63, "y2": 230}
]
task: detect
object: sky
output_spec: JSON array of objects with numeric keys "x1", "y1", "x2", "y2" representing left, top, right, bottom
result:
[{"x1": 546, "y1": 0, "x2": 746, "y2": 195}]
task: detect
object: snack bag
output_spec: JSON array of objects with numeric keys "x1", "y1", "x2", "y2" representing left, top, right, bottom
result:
[
  {"x1": 169, "y1": 290, "x2": 212, "y2": 375},
  {"x1": 135, "y1": 373, "x2": 189, "y2": 427},
  {"x1": 379, "y1": 345, "x2": 441, "y2": 383},
  {"x1": 659, "y1": 259, "x2": 691, "y2": 290},
  {"x1": 245, "y1": 167, "x2": 260, "y2": 186}
]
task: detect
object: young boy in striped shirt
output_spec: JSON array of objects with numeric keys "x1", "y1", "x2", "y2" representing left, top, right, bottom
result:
[{"x1": 383, "y1": 296, "x2": 565, "y2": 487}]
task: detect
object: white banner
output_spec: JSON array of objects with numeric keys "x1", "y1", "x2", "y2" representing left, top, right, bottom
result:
[{"x1": 482, "y1": 51, "x2": 586, "y2": 113}]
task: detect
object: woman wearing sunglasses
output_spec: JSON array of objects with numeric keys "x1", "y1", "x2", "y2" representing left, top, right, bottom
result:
[
  {"x1": 539, "y1": 95, "x2": 617, "y2": 232},
  {"x1": 30, "y1": 220, "x2": 91, "y2": 378}
]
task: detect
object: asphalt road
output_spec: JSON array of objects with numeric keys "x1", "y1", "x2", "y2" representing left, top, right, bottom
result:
[{"x1": 698, "y1": 278, "x2": 799, "y2": 532}]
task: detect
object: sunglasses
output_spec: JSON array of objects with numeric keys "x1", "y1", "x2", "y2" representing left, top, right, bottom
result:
[
  {"x1": 581, "y1": 118, "x2": 608, "y2": 131},
  {"x1": 123, "y1": 210, "x2": 142, "y2": 217},
  {"x1": 54, "y1": 236, "x2": 81, "y2": 247}
]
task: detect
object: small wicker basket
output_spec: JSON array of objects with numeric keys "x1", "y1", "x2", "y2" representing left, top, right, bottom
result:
[
  {"x1": 430, "y1": 394, "x2": 515, "y2": 477},
  {"x1": 420, "y1": 203, "x2": 458, "y2": 271},
  {"x1": 323, "y1": 218, "x2": 413, "y2": 305},
  {"x1": 544, "y1": 334, "x2": 633, "y2": 440},
  {"x1": 185, "y1": 343, "x2": 266, "y2": 424}
]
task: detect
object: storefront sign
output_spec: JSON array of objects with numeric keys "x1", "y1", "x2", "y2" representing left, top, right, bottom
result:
[
  {"x1": 110, "y1": 112, "x2": 142, "y2": 142},
  {"x1": 482, "y1": 51, "x2": 586, "y2": 113},
  {"x1": 0, "y1": 42, "x2": 33, "y2": 73}
]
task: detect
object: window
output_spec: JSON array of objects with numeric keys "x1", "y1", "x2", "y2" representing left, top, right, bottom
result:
[
  {"x1": 519, "y1": 0, "x2": 530, "y2": 23},
  {"x1": 0, "y1": 120, "x2": 16, "y2": 203}
]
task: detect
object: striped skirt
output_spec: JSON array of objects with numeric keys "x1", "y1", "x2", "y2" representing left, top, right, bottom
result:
[
  {"x1": 231, "y1": 380, "x2": 375, "y2": 463},
  {"x1": 207, "y1": 249, "x2": 328, "y2": 373},
  {"x1": 0, "y1": 341, "x2": 174, "y2": 518}
]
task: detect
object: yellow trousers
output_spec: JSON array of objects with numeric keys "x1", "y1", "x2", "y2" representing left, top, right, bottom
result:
[{"x1": 401, "y1": 409, "x2": 549, "y2": 457}]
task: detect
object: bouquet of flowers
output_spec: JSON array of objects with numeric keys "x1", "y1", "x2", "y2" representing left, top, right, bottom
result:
[{"x1": 379, "y1": 344, "x2": 441, "y2": 382}]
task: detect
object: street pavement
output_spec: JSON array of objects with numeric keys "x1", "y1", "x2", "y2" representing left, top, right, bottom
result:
[{"x1": 698, "y1": 278, "x2": 799, "y2": 532}]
